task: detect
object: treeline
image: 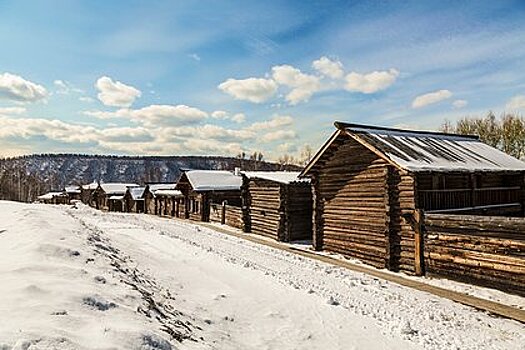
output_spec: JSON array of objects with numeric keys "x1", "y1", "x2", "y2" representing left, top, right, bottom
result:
[
  {"x1": 0, "y1": 154, "x2": 300, "y2": 203},
  {"x1": 441, "y1": 112, "x2": 525, "y2": 159}
]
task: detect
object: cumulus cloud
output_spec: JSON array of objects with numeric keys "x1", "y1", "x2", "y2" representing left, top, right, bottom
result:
[
  {"x1": 0, "y1": 73, "x2": 47, "y2": 102},
  {"x1": 211, "y1": 110, "x2": 246, "y2": 123},
  {"x1": 0, "y1": 106, "x2": 26, "y2": 116},
  {"x1": 259, "y1": 129, "x2": 297, "y2": 143},
  {"x1": 218, "y1": 78, "x2": 278, "y2": 103},
  {"x1": 272, "y1": 65, "x2": 320, "y2": 105},
  {"x1": 247, "y1": 115, "x2": 294, "y2": 131},
  {"x1": 412, "y1": 89, "x2": 453, "y2": 109},
  {"x1": 312, "y1": 56, "x2": 344, "y2": 79},
  {"x1": 84, "y1": 104, "x2": 208, "y2": 127},
  {"x1": 95, "y1": 76, "x2": 141, "y2": 107},
  {"x1": 506, "y1": 95, "x2": 525, "y2": 111},
  {"x1": 344, "y1": 69, "x2": 399, "y2": 94},
  {"x1": 452, "y1": 99, "x2": 468, "y2": 109},
  {"x1": 125, "y1": 104, "x2": 207, "y2": 126}
]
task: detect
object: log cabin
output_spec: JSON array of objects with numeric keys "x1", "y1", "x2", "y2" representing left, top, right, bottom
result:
[
  {"x1": 241, "y1": 171, "x2": 312, "y2": 242},
  {"x1": 123, "y1": 187, "x2": 146, "y2": 213},
  {"x1": 175, "y1": 170, "x2": 242, "y2": 222},
  {"x1": 65, "y1": 185, "x2": 81, "y2": 202},
  {"x1": 154, "y1": 189, "x2": 184, "y2": 217},
  {"x1": 37, "y1": 191, "x2": 69, "y2": 204},
  {"x1": 80, "y1": 181, "x2": 98, "y2": 207},
  {"x1": 93, "y1": 183, "x2": 139, "y2": 211},
  {"x1": 143, "y1": 183, "x2": 178, "y2": 215},
  {"x1": 301, "y1": 122, "x2": 525, "y2": 274}
]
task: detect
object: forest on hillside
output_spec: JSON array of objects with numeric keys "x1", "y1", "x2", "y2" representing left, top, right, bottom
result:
[{"x1": 0, "y1": 154, "x2": 298, "y2": 202}]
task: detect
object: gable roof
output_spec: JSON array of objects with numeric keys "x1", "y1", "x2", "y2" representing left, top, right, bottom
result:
[
  {"x1": 154, "y1": 189, "x2": 183, "y2": 198},
  {"x1": 180, "y1": 170, "x2": 242, "y2": 191},
  {"x1": 99, "y1": 183, "x2": 139, "y2": 195},
  {"x1": 81, "y1": 181, "x2": 99, "y2": 190},
  {"x1": 38, "y1": 191, "x2": 66, "y2": 200},
  {"x1": 242, "y1": 171, "x2": 309, "y2": 184},
  {"x1": 65, "y1": 185, "x2": 81, "y2": 194},
  {"x1": 302, "y1": 122, "x2": 525, "y2": 175},
  {"x1": 127, "y1": 186, "x2": 146, "y2": 200}
]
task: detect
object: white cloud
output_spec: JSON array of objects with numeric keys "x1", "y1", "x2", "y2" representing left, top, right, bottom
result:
[
  {"x1": 0, "y1": 73, "x2": 47, "y2": 102},
  {"x1": 218, "y1": 77, "x2": 278, "y2": 103},
  {"x1": 412, "y1": 89, "x2": 453, "y2": 109},
  {"x1": 79, "y1": 96, "x2": 95, "y2": 103},
  {"x1": 125, "y1": 104, "x2": 207, "y2": 127},
  {"x1": 452, "y1": 99, "x2": 468, "y2": 109},
  {"x1": 272, "y1": 65, "x2": 321, "y2": 105},
  {"x1": 0, "y1": 106, "x2": 26, "y2": 116},
  {"x1": 211, "y1": 110, "x2": 246, "y2": 123},
  {"x1": 247, "y1": 115, "x2": 294, "y2": 131},
  {"x1": 276, "y1": 142, "x2": 298, "y2": 155},
  {"x1": 259, "y1": 129, "x2": 297, "y2": 143},
  {"x1": 345, "y1": 69, "x2": 399, "y2": 94},
  {"x1": 54, "y1": 80, "x2": 68, "y2": 92},
  {"x1": 231, "y1": 113, "x2": 246, "y2": 123},
  {"x1": 188, "y1": 53, "x2": 201, "y2": 61},
  {"x1": 84, "y1": 104, "x2": 208, "y2": 127},
  {"x1": 312, "y1": 56, "x2": 344, "y2": 79},
  {"x1": 95, "y1": 76, "x2": 141, "y2": 107},
  {"x1": 506, "y1": 95, "x2": 525, "y2": 111}
]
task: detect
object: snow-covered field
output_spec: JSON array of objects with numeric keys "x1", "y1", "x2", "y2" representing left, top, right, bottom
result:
[{"x1": 0, "y1": 201, "x2": 523, "y2": 350}]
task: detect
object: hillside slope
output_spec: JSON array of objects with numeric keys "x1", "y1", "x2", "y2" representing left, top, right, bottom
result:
[{"x1": 0, "y1": 154, "x2": 296, "y2": 202}]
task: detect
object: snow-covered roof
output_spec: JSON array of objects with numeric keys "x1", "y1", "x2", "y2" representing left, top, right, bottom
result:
[
  {"x1": 183, "y1": 170, "x2": 242, "y2": 191},
  {"x1": 242, "y1": 171, "x2": 309, "y2": 184},
  {"x1": 147, "y1": 183, "x2": 177, "y2": 192},
  {"x1": 301, "y1": 122, "x2": 525, "y2": 174},
  {"x1": 109, "y1": 195, "x2": 124, "y2": 200},
  {"x1": 127, "y1": 187, "x2": 145, "y2": 200},
  {"x1": 99, "y1": 183, "x2": 139, "y2": 195},
  {"x1": 38, "y1": 192, "x2": 66, "y2": 200},
  {"x1": 154, "y1": 189, "x2": 183, "y2": 198},
  {"x1": 81, "y1": 182, "x2": 99, "y2": 190},
  {"x1": 65, "y1": 185, "x2": 81, "y2": 194}
]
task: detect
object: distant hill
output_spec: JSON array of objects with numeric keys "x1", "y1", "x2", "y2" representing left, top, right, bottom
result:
[{"x1": 0, "y1": 154, "x2": 300, "y2": 202}]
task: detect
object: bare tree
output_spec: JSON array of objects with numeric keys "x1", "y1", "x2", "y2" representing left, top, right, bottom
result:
[{"x1": 440, "y1": 112, "x2": 525, "y2": 159}]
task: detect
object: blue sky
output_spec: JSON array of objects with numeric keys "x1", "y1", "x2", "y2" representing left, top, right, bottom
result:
[{"x1": 1, "y1": 0, "x2": 525, "y2": 160}]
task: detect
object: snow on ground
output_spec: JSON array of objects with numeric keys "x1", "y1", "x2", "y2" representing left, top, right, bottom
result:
[
  {"x1": 0, "y1": 201, "x2": 524, "y2": 350},
  {"x1": 283, "y1": 241, "x2": 525, "y2": 311}
]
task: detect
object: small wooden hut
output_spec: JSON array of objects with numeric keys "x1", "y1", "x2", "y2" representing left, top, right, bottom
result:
[
  {"x1": 155, "y1": 189, "x2": 184, "y2": 217},
  {"x1": 301, "y1": 122, "x2": 525, "y2": 273},
  {"x1": 241, "y1": 171, "x2": 312, "y2": 242},
  {"x1": 37, "y1": 191, "x2": 69, "y2": 205},
  {"x1": 80, "y1": 181, "x2": 98, "y2": 207},
  {"x1": 65, "y1": 185, "x2": 81, "y2": 202},
  {"x1": 123, "y1": 187, "x2": 146, "y2": 213},
  {"x1": 143, "y1": 183, "x2": 178, "y2": 215},
  {"x1": 93, "y1": 183, "x2": 139, "y2": 211},
  {"x1": 175, "y1": 170, "x2": 242, "y2": 222}
]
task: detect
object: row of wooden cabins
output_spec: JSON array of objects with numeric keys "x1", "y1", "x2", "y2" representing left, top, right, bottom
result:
[
  {"x1": 39, "y1": 122, "x2": 525, "y2": 295},
  {"x1": 78, "y1": 169, "x2": 312, "y2": 243}
]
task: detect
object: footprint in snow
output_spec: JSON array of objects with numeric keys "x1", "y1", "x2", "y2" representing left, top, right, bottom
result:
[{"x1": 83, "y1": 295, "x2": 117, "y2": 311}]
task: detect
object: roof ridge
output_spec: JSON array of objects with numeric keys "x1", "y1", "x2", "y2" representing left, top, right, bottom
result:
[{"x1": 334, "y1": 121, "x2": 479, "y2": 140}]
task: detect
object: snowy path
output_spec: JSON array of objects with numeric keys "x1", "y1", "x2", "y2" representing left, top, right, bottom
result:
[{"x1": 0, "y1": 202, "x2": 524, "y2": 350}]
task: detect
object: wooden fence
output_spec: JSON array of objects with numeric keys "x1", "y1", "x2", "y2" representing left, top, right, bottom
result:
[
  {"x1": 414, "y1": 212, "x2": 525, "y2": 296},
  {"x1": 210, "y1": 202, "x2": 243, "y2": 230}
]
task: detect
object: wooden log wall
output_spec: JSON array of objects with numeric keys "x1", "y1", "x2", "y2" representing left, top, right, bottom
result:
[
  {"x1": 423, "y1": 213, "x2": 525, "y2": 296},
  {"x1": 209, "y1": 203, "x2": 222, "y2": 223},
  {"x1": 284, "y1": 182, "x2": 312, "y2": 241},
  {"x1": 225, "y1": 205, "x2": 243, "y2": 229},
  {"x1": 314, "y1": 136, "x2": 391, "y2": 269},
  {"x1": 388, "y1": 168, "x2": 417, "y2": 273},
  {"x1": 210, "y1": 202, "x2": 243, "y2": 229},
  {"x1": 247, "y1": 179, "x2": 282, "y2": 240}
]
